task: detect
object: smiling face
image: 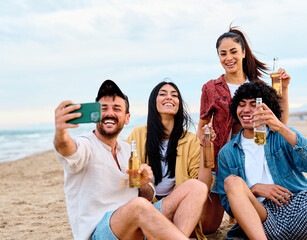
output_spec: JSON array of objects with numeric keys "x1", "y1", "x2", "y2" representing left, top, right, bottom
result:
[
  {"x1": 96, "y1": 95, "x2": 130, "y2": 139},
  {"x1": 156, "y1": 84, "x2": 180, "y2": 117},
  {"x1": 218, "y1": 37, "x2": 245, "y2": 75},
  {"x1": 236, "y1": 98, "x2": 257, "y2": 137}
]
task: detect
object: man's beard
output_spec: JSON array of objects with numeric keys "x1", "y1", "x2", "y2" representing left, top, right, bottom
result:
[{"x1": 96, "y1": 117, "x2": 124, "y2": 139}]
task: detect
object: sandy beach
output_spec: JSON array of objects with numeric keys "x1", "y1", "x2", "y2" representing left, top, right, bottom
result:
[{"x1": 1, "y1": 121, "x2": 306, "y2": 240}]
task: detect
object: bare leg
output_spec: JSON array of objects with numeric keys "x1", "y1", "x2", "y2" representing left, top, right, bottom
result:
[
  {"x1": 162, "y1": 179, "x2": 208, "y2": 237},
  {"x1": 111, "y1": 197, "x2": 189, "y2": 240},
  {"x1": 224, "y1": 175, "x2": 268, "y2": 240},
  {"x1": 200, "y1": 192, "x2": 225, "y2": 233}
]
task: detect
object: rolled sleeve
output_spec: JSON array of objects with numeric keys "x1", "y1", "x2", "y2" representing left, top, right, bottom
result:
[
  {"x1": 291, "y1": 127, "x2": 307, "y2": 171},
  {"x1": 55, "y1": 137, "x2": 91, "y2": 173}
]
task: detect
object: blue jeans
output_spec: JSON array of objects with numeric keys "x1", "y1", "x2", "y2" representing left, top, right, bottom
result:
[{"x1": 91, "y1": 200, "x2": 163, "y2": 240}]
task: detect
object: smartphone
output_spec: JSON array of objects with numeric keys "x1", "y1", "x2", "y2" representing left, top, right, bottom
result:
[{"x1": 67, "y1": 102, "x2": 101, "y2": 124}]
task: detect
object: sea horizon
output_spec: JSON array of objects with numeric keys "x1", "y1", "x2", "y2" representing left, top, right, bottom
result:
[
  {"x1": 1, "y1": 110, "x2": 306, "y2": 163},
  {"x1": 0, "y1": 115, "x2": 151, "y2": 163}
]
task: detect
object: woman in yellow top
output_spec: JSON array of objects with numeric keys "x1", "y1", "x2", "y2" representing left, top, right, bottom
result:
[{"x1": 127, "y1": 81, "x2": 213, "y2": 240}]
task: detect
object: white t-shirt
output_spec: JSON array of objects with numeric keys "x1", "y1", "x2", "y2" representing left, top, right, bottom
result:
[
  {"x1": 154, "y1": 140, "x2": 176, "y2": 196},
  {"x1": 227, "y1": 78, "x2": 249, "y2": 98},
  {"x1": 55, "y1": 132, "x2": 138, "y2": 240},
  {"x1": 241, "y1": 133, "x2": 274, "y2": 202}
]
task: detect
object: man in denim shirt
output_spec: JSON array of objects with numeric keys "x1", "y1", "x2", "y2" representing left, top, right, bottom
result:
[{"x1": 217, "y1": 81, "x2": 307, "y2": 240}]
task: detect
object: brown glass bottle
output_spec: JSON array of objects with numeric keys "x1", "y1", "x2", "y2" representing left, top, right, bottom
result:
[{"x1": 203, "y1": 126, "x2": 215, "y2": 168}]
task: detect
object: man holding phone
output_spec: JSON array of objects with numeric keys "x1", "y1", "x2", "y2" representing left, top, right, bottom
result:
[{"x1": 54, "y1": 80, "x2": 208, "y2": 240}]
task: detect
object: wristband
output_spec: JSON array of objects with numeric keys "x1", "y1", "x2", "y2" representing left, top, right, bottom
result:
[{"x1": 148, "y1": 182, "x2": 156, "y2": 202}]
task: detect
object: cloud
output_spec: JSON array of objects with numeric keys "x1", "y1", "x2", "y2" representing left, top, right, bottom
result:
[
  {"x1": 2, "y1": 0, "x2": 305, "y2": 70},
  {"x1": 0, "y1": 0, "x2": 307, "y2": 128}
]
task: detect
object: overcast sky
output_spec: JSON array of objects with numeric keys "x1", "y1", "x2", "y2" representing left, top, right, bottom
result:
[{"x1": 1, "y1": 0, "x2": 306, "y2": 129}]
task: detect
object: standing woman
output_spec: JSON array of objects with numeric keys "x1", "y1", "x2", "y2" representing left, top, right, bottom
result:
[
  {"x1": 197, "y1": 26, "x2": 291, "y2": 234},
  {"x1": 128, "y1": 81, "x2": 212, "y2": 240}
]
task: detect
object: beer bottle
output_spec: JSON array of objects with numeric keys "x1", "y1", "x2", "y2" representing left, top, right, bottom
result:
[
  {"x1": 129, "y1": 140, "x2": 141, "y2": 188},
  {"x1": 203, "y1": 125, "x2": 215, "y2": 168},
  {"x1": 254, "y1": 98, "x2": 266, "y2": 145},
  {"x1": 271, "y1": 57, "x2": 282, "y2": 96}
]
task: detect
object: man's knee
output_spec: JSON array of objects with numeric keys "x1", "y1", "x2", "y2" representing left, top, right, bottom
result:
[
  {"x1": 129, "y1": 197, "x2": 152, "y2": 209},
  {"x1": 126, "y1": 197, "x2": 153, "y2": 216},
  {"x1": 224, "y1": 175, "x2": 244, "y2": 194},
  {"x1": 110, "y1": 198, "x2": 152, "y2": 239}
]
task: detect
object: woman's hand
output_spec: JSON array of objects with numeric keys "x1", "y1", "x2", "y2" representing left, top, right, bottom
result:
[
  {"x1": 270, "y1": 68, "x2": 291, "y2": 89},
  {"x1": 199, "y1": 123, "x2": 216, "y2": 145}
]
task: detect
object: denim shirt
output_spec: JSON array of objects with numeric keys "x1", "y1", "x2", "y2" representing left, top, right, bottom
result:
[{"x1": 217, "y1": 126, "x2": 307, "y2": 218}]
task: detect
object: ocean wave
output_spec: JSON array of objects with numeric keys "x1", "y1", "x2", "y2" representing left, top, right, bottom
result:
[
  {"x1": 0, "y1": 128, "x2": 54, "y2": 162},
  {"x1": 14, "y1": 133, "x2": 42, "y2": 139},
  {"x1": 0, "y1": 117, "x2": 148, "y2": 163}
]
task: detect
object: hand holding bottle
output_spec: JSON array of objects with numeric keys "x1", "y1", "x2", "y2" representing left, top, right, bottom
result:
[
  {"x1": 252, "y1": 102, "x2": 297, "y2": 147},
  {"x1": 199, "y1": 123, "x2": 216, "y2": 144},
  {"x1": 270, "y1": 58, "x2": 291, "y2": 96},
  {"x1": 126, "y1": 164, "x2": 153, "y2": 185},
  {"x1": 252, "y1": 101, "x2": 283, "y2": 133},
  {"x1": 278, "y1": 68, "x2": 291, "y2": 90},
  {"x1": 138, "y1": 164, "x2": 153, "y2": 186},
  {"x1": 253, "y1": 98, "x2": 266, "y2": 145},
  {"x1": 200, "y1": 124, "x2": 215, "y2": 168}
]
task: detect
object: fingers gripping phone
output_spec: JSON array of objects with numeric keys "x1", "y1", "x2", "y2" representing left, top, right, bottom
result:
[{"x1": 67, "y1": 102, "x2": 101, "y2": 124}]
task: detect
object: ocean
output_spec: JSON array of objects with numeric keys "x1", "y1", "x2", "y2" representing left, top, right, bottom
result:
[
  {"x1": 3, "y1": 113, "x2": 304, "y2": 163},
  {"x1": 0, "y1": 114, "x2": 201, "y2": 163},
  {"x1": 0, "y1": 116, "x2": 148, "y2": 163}
]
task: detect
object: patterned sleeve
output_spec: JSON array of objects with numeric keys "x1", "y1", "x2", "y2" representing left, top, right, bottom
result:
[{"x1": 200, "y1": 81, "x2": 214, "y2": 120}]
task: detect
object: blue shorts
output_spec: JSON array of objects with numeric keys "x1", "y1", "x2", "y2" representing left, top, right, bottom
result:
[{"x1": 91, "y1": 200, "x2": 163, "y2": 240}]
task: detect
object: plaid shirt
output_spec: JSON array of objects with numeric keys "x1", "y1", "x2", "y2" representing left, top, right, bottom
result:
[{"x1": 200, "y1": 75, "x2": 233, "y2": 172}]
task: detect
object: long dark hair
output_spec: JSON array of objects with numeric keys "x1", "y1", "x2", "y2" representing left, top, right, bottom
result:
[
  {"x1": 146, "y1": 81, "x2": 192, "y2": 185},
  {"x1": 216, "y1": 26, "x2": 268, "y2": 81}
]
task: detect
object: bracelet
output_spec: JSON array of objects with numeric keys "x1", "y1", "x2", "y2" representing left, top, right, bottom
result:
[{"x1": 148, "y1": 182, "x2": 156, "y2": 202}]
